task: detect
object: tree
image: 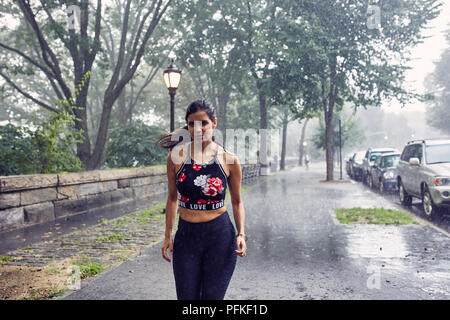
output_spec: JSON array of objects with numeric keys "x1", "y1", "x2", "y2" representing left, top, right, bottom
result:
[
  {"x1": 281, "y1": 0, "x2": 441, "y2": 180},
  {"x1": 312, "y1": 110, "x2": 366, "y2": 157},
  {"x1": 103, "y1": 120, "x2": 167, "y2": 168},
  {"x1": 233, "y1": 0, "x2": 282, "y2": 170},
  {"x1": 0, "y1": 106, "x2": 84, "y2": 176},
  {"x1": 0, "y1": 0, "x2": 172, "y2": 170},
  {"x1": 172, "y1": 0, "x2": 248, "y2": 145},
  {"x1": 426, "y1": 26, "x2": 450, "y2": 134}
]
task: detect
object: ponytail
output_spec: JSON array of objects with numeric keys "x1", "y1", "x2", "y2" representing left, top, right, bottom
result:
[{"x1": 155, "y1": 125, "x2": 190, "y2": 150}]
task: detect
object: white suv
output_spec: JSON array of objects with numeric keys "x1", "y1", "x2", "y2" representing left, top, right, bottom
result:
[{"x1": 397, "y1": 139, "x2": 450, "y2": 218}]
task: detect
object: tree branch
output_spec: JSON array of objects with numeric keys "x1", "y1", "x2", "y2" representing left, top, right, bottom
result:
[
  {"x1": 245, "y1": 0, "x2": 259, "y2": 80},
  {"x1": 0, "y1": 42, "x2": 55, "y2": 78},
  {"x1": 106, "y1": 0, "x2": 132, "y2": 96},
  {"x1": 125, "y1": 0, "x2": 157, "y2": 71},
  {"x1": 0, "y1": 71, "x2": 57, "y2": 113},
  {"x1": 17, "y1": 0, "x2": 72, "y2": 100}
]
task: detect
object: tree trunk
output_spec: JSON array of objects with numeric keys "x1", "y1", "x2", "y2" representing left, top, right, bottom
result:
[
  {"x1": 257, "y1": 81, "x2": 268, "y2": 170},
  {"x1": 325, "y1": 112, "x2": 334, "y2": 181},
  {"x1": 280, "y1": 122, "x2": 287, "y2": 171},
  {"x1": 280, "y1": 106, "x2": 289, "y2": 170},
  {"x1": 298, "y1": 118, "x2": 309, "y2": 166},
  {"x1": 117, "y1": 89, "x2": 128, "y2": 125},
  {"x1": 74, "y1": 77, "x2": 93, "y2": 165},
  {"x1": 324, "y1": 54, "x2": 337, "y2": 181}
]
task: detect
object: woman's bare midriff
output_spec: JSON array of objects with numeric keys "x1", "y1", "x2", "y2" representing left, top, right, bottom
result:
[{"x1": 179, "y1": 206, "x2": 228, "y2": 223}]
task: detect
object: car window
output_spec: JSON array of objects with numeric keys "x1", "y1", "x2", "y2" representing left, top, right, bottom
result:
[
  {"x1": 425, "y1": 144, "x2": 450, "y2": 164},
  {"x1": 401, "y1": 145, "x2": 414, "y2": 162},
  {"x1": 355, "y1": 152, "x2": 365, "y2": 161},
  {"x1": 410, "y1": 144, "x2": 423, "y2": 163},
  {"x1": 370, "y1": 152, "x2": 384, "y2": 161},
  {"x1": 382, "y1": 155, "x2": 399, "y2": 167},
  {"x1": 374, "y1": 156, "x2": 381, "y2": 167}
]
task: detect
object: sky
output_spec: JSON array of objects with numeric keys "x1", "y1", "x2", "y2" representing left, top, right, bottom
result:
[{"x1": 382, "y1": 0, "x2": 450, "y2": 114}]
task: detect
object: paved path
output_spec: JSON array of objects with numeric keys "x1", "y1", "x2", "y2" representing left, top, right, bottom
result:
[{"x1": 62, "y1": 162, "x2": 450, "y2": 300}]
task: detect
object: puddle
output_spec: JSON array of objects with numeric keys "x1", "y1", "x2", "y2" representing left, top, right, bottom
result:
[
  {"x1": 415, "y1": 262, "x2": 450, "y2": 297},
  {"x1": 419, "y1": 274, "x2": 450, "y2": 297},
  {"x1": 344, "y1": 225, "x2": 409, "y2": 259}
]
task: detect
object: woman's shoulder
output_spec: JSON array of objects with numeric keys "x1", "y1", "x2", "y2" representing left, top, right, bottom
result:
[
  {"x1": 217, "y1": 144, "x2": 239, "y2": 166},
  {"x1": 168, "y1": 143, "x2": 190, "y2": 166}
]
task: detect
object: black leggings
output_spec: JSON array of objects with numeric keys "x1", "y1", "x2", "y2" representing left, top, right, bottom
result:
[{"x1": 172, "y1": 211, "x2": 237, "y2": 300}]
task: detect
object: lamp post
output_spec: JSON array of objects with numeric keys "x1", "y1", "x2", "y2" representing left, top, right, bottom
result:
[
  {"x1": 163, "y1": 59, "x2": 182, "y2": 132},
  {"x1": 339, "y1": 118, "x2": 342, "y2": 180}
]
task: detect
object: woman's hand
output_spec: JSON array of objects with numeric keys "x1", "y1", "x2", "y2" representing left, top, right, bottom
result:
[
  {"x1": 162, "y1": 237, "x2": 173, "y2": 262},
  {"x1": 235, "y1": 235, "x2": 247, "y2": 257}
]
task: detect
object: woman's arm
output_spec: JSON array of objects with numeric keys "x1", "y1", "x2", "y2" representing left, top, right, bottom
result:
[
  {"x1": 162, "y1": 151, "x2": 178, "y2": 262},
  {"x1": 227, "y1": 154, "x2": 247, "y2": 257}
]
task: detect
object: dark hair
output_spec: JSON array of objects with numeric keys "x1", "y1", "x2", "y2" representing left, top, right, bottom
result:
[{"x1": 156, "y1": 99, "x2": 217, "y2": 149}]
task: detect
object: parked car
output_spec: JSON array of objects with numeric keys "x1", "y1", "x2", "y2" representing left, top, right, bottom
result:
[
  {"x1": 362, "y1": 147, "x2": 399, "y2": 185},
  {"x1": 350, "y1": 151, "x2": 366, "y2": 180},
  {"x1": 397, "y1": 139, "x2": 450, "y2": 218},
  {"x1": 350, "y1": 151, "x2": 366, "y2": 181},
  {"x1": 368, "y1": 152, "x2": 400, "y2": 193}
]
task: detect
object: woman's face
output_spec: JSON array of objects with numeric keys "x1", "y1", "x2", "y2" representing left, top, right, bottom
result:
[{"x1": 186, "y1": 110, "x2": 217, "y2": 142}]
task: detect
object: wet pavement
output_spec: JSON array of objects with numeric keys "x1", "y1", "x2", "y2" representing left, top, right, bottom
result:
[
  {"x1": 0, "y1": 195, "x2": 167, "y2": 256},
  {"x1": 61, "y1": 162, "x2": 450, "y2": 300}
]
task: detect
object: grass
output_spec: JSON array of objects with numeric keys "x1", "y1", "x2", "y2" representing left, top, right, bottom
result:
[
  {"x1": 95, "y1": 233, "x2": 126, "y2": 242},
  {"x1": 135, "y1": 202, "x2": 166, "y2": 225},
  {"x1": 0, "y1": 256, "x2": 12, "y2": 266},
  {"x1": 114, "y1": 217, "x2": 130, "y2": 225},
  {"x1": 335, "y1": 207, "x2": 419, "y2": 225},
  {"x1": 28, "y1": 286, "x2": 66, "y2": 300},
  {"x1": 71, "y1": 256, "x2": 104, "y2": 279}
]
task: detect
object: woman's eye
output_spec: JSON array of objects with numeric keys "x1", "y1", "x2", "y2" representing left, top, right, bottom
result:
[{"x1": 188, "y1": 120, "x2": 209, "y2": 127}]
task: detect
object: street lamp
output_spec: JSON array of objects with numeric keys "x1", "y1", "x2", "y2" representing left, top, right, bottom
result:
[{"x1": 163, "y1": 59, "x2": 182, "y2": 132}]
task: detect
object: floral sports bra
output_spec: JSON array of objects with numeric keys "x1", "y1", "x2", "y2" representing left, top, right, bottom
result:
[{"x1": 175, "y1": 143, "x2": 228, "y2": 211}]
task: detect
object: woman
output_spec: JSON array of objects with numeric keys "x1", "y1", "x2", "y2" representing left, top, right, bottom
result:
[{"x1": 158, "y1": 100, "x2": 247, "y2": 300}]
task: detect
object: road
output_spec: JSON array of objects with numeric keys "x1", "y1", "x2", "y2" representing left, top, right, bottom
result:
[
  {"x1": 370, "y1": 186, "x2": 450, "y2": 234},
  {"x1": 62, "y1": 162, "x2": 450, "y2": 300}
]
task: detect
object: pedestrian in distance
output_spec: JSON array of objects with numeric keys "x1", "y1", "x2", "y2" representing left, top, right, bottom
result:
[
  {"x1": 156, "y1": 99, "x2": 247, "y2": 300},
  {"x1": 305, "y1": 153, "x2": 310, "y2": 169}
]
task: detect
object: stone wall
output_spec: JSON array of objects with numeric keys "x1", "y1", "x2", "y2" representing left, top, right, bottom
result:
[
  {"x1": 0, "y1": 164, "x2": 261, "y2": 233},
  {"x1": 0, "y1": 167, "x2": 167, "y2": 233}
]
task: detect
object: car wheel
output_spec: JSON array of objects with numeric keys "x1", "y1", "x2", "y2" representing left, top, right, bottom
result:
[
  {"x1": 422, "y1": 187, "x2": 440, "y2": 219},
  {"x1": 399, "y1": 181, "x2": 412, "y2": 206},
  {"x1": 379, "y1": 180, "x2": 385, "y2": 193}
]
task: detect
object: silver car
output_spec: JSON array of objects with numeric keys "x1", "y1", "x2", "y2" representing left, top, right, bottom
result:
[{"x1": 397, "y1": 139, "x2": 450, "y2": 218}]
